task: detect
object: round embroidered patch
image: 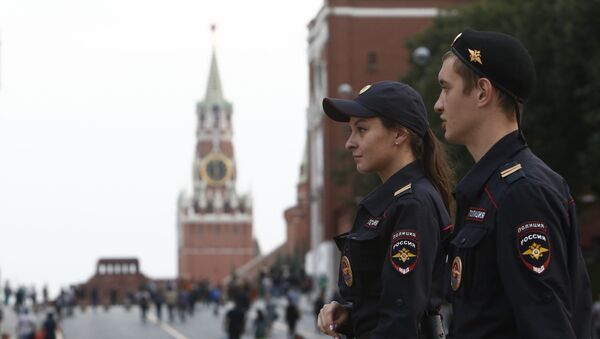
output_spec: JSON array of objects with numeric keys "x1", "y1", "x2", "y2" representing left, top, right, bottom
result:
[
  {"x1": 516, "y1": 221, "x2": 551, "y2": 274},
  {"x1": 341, "y1": 256, "x2": 353, "y2": 286},
  {"x1": 450, "y1": 256, "x2": 463, "y2": 291},
  {"x1": 390, "y1": 230, "x2": 418, "y2": 274}
]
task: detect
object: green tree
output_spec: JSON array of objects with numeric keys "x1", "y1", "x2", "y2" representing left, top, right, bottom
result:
[{"x1": 403, "y1": 0, "x2": 600, "y2": 199}]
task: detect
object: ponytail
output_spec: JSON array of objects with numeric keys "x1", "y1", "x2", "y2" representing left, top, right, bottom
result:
[
  {"x1": 413, "y1": 129, "x2": 455, "y2": 213},
  {"x1": 379, "y1": 116, "x2": 455, "y2": 213}
]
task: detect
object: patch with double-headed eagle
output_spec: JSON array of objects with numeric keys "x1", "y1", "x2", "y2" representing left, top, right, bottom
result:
[
  {"x1": 516, "y1": 221, "x2": 551, "y2": 274},
  {"x1": 390, "y1": 229, "x2": 418, "y2": 274}
]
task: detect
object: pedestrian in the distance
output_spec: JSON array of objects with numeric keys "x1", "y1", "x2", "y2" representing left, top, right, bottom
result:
[
  {"x1": 138, "y1": 290, "x2": 150, "y2": 323},
  {"x1": 253, "y1": 309, "x2": 268, "y2": 339},
  {"x1": 264, "y1": 293, "x2": 277, "y2": 336},
  {"x1": 285, "y1": 297, "x2": 300, "y2": 339},
  {"x1": 165, "y1": 286, "x2": 177, "y2": 323},
  {"x1": 16, "y1": 308, "x2": 36, "y2": 339},
  {"x1": 224, "y1": 298, "x2": 246, "y2": 339},
  {"x1": 3, "y1": 282, "x2": 11, "y2": 306},
  {"x1": 42, "y1": 312, "x2": 57, "y2": 339},
  {"x1": 0, "y1": 306, "x2": 4, "y2": 336}
]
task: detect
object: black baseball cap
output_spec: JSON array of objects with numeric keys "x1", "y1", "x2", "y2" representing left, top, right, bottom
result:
[
  {"x1": 451, "y1": 28, "x2": 536, "y2": 102},
  {"x1": 322, "y1": 81, "x2": 429, "y2": 137}
]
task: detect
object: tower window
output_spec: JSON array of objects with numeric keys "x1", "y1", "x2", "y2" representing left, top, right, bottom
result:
[
  {"x1": 199, "y1": 107, "x2": 206, "y2": 128},
  {"x1": 213, "y1": 105, "x2": 220, "y2": 127}
]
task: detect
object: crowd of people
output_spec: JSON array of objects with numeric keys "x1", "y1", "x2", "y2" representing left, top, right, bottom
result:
[
  {"x1": 1, "y1": 281, "x2": 59, "y2": 339},
  {"x1": 0, "y1": 263, "x2": 324, "y2": 339},
  {"x1": 122, "y1": 269, "x2": 325, "y2": 339},
  {"x1": 222, "y1": 277, "x2": 306, "y2": 339}
]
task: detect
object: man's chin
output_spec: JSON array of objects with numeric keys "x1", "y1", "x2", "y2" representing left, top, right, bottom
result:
[
  {"x1": 444, "y1": 131, "x2": 460, "y2": 145},
  {"x1": 356, "y1": 165, "x2": 372, "y2": 175}
]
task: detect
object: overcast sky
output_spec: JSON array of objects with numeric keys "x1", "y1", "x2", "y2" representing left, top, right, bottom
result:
[{"x1": 0, "y1": 0, "x2": 322, "y2": 296}]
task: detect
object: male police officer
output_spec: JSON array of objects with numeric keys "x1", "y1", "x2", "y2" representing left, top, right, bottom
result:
[{"x1": 435, "y1": 29, "x2": 592, "y2": 338}]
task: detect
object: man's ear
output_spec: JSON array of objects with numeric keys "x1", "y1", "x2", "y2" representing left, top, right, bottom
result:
[{"x1": 476, "y1": 78, "x2": 494, "y2": 107}]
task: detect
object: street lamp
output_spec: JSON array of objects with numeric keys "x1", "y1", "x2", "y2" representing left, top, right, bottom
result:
[
  {"x1": 337, "y1": 83, "x2": 353, "y2": 97},
  {"x1": 412, "y1": 46, "x2": 431, "y2": 66}
]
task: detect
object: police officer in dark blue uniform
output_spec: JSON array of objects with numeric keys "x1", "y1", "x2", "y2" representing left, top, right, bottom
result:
[
  {"x1": 435, "y1": 29, "x2": 592, "y2": 338},
  {"x1": 317, "y1": 81, "x2": 454, "y2": 339}
]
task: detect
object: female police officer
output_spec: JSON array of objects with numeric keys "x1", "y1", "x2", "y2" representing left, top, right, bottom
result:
[{"x1": 317, "y1": 81, "x2": 454, "y2": 339}]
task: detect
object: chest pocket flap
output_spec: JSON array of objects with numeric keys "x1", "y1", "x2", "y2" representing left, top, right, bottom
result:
[
  {"x1": 334, "y1": 232, "x2": 351, "y2": 251},
  {"x1": 344, "y1": 229, "x2": 384, "y2": 273},
  {"x1": 451, "y1": 226, "x2": 487, "y2": 249},
  {"x1": 346, "y1": 229, "x2": 380, "y2": 242}
]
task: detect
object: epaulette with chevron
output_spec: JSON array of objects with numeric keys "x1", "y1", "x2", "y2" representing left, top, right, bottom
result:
[
  {"x1": 500, "y1": 162, "x2": 525, "y2": 184},
  {"x1": 394, "y1": 183, "x2": 412, "y2": 197}
]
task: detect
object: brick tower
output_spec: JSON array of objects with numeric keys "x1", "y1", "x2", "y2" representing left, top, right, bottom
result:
[{"x1": 177, "y1": 48, "x2": 254, "y2": 285}]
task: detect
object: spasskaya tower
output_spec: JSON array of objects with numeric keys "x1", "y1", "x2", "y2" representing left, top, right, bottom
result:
[{"x1": 177, "y1": 45, "x2": 254, "y2": 284}]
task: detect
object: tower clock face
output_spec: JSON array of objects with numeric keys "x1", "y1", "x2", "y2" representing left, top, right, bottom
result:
[{"x1": 199, "y1": 153, "x2": 233, "y2": 186}]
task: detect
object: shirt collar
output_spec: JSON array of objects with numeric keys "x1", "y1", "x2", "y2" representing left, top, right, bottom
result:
[
  {"x1": 360, "y1": 160, "x2": 425, "y2": 216},
  {"x1": 454, "y1": 131, "x2": 527, "y2": 202}
]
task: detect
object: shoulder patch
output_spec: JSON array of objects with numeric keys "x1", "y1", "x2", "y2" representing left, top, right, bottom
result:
[
  {"x1": 500, "y1": 162, "x2": 525, "y2": 184},
  {"x1": 394, "y1": 183, "x2": 412, "y2": 197},
  {"x1": 389, "y1": 229, "x2": 418, "y2": 274},
  {"x1": 516, "y1": 221, "x2": 551, "y2": 274}
]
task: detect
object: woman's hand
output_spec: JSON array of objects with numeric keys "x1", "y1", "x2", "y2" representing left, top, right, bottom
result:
[{"x1": 317, "y1": 301, "x2": 348, "y2": 338}]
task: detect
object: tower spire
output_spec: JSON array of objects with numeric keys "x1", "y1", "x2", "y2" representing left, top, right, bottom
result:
[{"x1": 205, "y1": 25, "x2": 223, "y2": 102}]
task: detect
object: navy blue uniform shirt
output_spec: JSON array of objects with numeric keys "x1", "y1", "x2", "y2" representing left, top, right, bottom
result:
[
  {"x1": 334, "y1": 161, "x2": 452, "y2": 339},
  {"x1": 448, "y1": 131, "x2": 592, "y2": 339}
]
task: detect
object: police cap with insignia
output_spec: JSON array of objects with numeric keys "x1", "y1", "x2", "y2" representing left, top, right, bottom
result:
[
  {"x1": 322, "y1": 81, "x2": 429, "y2": 137},
  {"x1": 451, "y1": 28, "x2": 536, "y2": 102}
]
